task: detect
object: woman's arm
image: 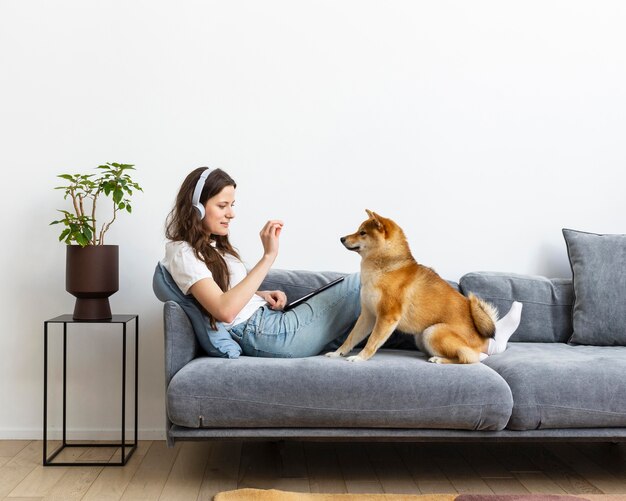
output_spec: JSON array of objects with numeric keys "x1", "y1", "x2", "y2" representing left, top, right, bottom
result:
[
  {"x1": 190, "y1": 254, "x2": 273, "y2": 323},
  {"x1": 190, "y1": 220, "x2": 283, "y2": 323}
]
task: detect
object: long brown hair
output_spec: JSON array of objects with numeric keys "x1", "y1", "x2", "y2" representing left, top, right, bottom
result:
[{"x1": 165, "y1": 167, "x2": 241, "y2": 328}]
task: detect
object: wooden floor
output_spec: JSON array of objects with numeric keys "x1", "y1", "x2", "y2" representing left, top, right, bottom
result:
[{"x1": 1, "y1": 440, "x2": 626, "y2": 500}]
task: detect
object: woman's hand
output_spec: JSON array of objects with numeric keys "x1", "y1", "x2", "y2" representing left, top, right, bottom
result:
[
  {"x1": 257, "y1": 290, "x2": 287, "y2": 310},
  {"x1": 260, "y1": 220, "x2": 283, "y2": 260}
]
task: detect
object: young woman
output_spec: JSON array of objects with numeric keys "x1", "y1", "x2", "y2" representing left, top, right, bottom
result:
[{"x1": 162, "y1": 167, "x2": 361, "y2": 358}]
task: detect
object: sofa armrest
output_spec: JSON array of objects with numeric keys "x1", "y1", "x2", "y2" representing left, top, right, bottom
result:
[{"x1": 163, "y1": 301, "x2": 200, "y2": 386}]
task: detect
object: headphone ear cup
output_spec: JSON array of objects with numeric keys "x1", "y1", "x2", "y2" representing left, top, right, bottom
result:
[
  {"x1": 191, "y1": 168, "x2": 211, "y2": 220},
  {"x1": 194, "y1": 204, "x2": 205, "y2": 220}
]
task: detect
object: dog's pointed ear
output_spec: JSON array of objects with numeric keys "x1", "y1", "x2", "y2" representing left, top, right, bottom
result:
[{"x1": 365, "y1": 209, "x2": 383, "y2": 230}]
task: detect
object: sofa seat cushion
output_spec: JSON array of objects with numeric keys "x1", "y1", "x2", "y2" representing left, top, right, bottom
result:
[
  {"x1": 167, "y1": 349, "x2": 513, "y2": 431},
  {"x1": 483, "y1": 343, "x2": 626, "y2": 430}
]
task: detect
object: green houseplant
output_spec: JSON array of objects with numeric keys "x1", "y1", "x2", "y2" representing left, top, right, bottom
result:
[{"x1": 51, "y1": 163, "x2": 143, "y2": 320}]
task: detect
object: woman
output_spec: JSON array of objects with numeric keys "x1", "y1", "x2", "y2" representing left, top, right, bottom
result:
[{"x1": 162, "y1": 167, "x2": 361, "y2": 358}]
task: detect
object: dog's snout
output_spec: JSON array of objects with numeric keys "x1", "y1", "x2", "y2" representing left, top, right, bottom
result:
[{"x1": 340, "y1": 236, "x2": 346, "y2": 243}]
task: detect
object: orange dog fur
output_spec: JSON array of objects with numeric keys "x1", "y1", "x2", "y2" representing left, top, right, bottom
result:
[{"x1": 326, "y1": 210, "x2": 498, "y2": 364}]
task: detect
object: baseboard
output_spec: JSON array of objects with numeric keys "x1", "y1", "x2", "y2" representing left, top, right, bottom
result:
[{"x1": 0, "y1": 429, "x2": 166, "y2": 440}]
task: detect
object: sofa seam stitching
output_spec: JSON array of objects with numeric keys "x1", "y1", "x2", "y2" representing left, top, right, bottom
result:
[
  {"x1": 513, "y1": 404, "x2": 626, "y2": 416},
  {"x1": 172, "y1": 395, "x2": 510, "y2": 413}
]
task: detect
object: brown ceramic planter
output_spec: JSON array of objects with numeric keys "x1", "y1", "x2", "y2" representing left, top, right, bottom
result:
[{"x1": 66, "y1": 245, "x2": 119, "y2": 320}]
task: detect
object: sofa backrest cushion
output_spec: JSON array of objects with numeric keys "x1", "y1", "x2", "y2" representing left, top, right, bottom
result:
[
  {"x1": 459, "y1": 271, "x2": 573, "y2": 343},
  {"x1": 563, "y1": 228, "x2": 626, "y2": 346},
  {"x1": 260, "y1": 268, "x2": 348, "y2": 301},
  {"x1": 260, "y1": 268, "x2": 459, "y2": 303},
  {"x1": 153, "y1": 263, "x2": 242, "y2": 358}
]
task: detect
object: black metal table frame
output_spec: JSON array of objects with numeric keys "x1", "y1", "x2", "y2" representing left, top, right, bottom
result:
[{"x1": 43, "y1": 314, "x2": 138, "y2": 466}]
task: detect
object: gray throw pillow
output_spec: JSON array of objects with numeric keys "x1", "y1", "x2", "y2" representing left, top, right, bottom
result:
[
  {"x1": 563, "y1": 228, "x2": 626, "y2": 346},
  {"x1": 153, "y1": 263, "x2": 242, "y2": 358}
]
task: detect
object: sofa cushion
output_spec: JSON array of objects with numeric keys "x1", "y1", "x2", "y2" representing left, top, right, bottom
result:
[
  {"x1": 459, "y1": 272, "x2": 573, "y2": 343},
  {"x1": 563, "y1": 228, "x2": 626, "y2": 346},
  {"x1": 482, "y1": 343, "x2": 626, "y2": 430},
  {"x1": 167, "y1": 349, "x2": 513, "y2": 431},
  {"x1": 260, "y1": 268, "x2": 347, "y2": 302},
  {"x1": 261, "y1": 269, "x2": 460, "y2": 301}
]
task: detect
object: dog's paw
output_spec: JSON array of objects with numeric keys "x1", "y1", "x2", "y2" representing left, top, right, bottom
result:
[
  {"x1": 325, "y1": 351, "x2": 344, "y2": 358},
  {"x1": 428, "y1": 356, "x2": 445, "y2": 364},
  {"x1": 346, "y1": 355, "x2": 365, "y2": 363}
]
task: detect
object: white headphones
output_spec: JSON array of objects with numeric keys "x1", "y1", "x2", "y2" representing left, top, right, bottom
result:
[{"x1": 192, "y1": 168, "x2": 212, "y2": 219}]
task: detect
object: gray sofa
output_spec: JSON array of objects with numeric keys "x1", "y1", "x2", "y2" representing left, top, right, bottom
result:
[{"x1": 160, "y1": 266, "x2": 626, "y2": 447}]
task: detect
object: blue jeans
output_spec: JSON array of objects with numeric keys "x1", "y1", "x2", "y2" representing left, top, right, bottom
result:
[{"x1": 229, "y1": 273, "x2": 361, "y2": 358}]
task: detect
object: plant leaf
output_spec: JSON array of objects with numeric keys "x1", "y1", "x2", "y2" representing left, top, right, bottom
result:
[{"x1": 75, "y1": 233, "x2": 89, "y2": 247}]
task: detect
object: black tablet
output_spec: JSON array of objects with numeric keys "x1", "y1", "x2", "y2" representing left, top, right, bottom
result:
[{"x1": 283, "y1": 276, "x2": 346, "y2": 311}]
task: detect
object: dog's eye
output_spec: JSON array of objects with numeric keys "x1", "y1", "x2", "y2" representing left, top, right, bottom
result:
[{"x1": 359, "y1": 231, "x2": 366, "y2": 236}]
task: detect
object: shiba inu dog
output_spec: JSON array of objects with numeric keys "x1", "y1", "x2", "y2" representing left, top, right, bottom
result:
[{"x1": 326, "y1": 210, "x2": 499, "y2": 364}]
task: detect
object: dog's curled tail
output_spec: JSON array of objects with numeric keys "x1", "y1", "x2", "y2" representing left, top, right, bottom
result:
[{"x1": 468, "y1": 293, "x2": 499, "y2": 338}]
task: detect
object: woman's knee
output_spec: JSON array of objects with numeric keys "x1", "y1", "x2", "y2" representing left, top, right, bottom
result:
[{"x1": 344, "y1": 272, "x2": 361, "y2": 292}]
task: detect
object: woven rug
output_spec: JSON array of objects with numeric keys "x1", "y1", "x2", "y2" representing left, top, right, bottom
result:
[{"x1": 213, "y1": 489, "x2": 622, "y2": 501}]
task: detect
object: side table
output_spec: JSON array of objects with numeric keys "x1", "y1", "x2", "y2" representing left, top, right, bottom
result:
[{"x1": 43, "y1": 314, "x2": 138, "y2": 466}]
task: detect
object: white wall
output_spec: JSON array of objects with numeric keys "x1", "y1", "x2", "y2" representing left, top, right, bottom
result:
[{"x1": 1, "y1": 1, "x2": 625, "y2": 439}]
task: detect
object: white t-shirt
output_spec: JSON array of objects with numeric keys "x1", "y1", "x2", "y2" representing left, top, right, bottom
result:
[{"x1": 161, "y1": 240, "x2": 267, "y2": 329}]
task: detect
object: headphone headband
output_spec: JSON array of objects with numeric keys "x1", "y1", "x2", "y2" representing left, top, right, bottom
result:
[{"x1": 192, "y1": 168, "x2": 212, "y2": 219}]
